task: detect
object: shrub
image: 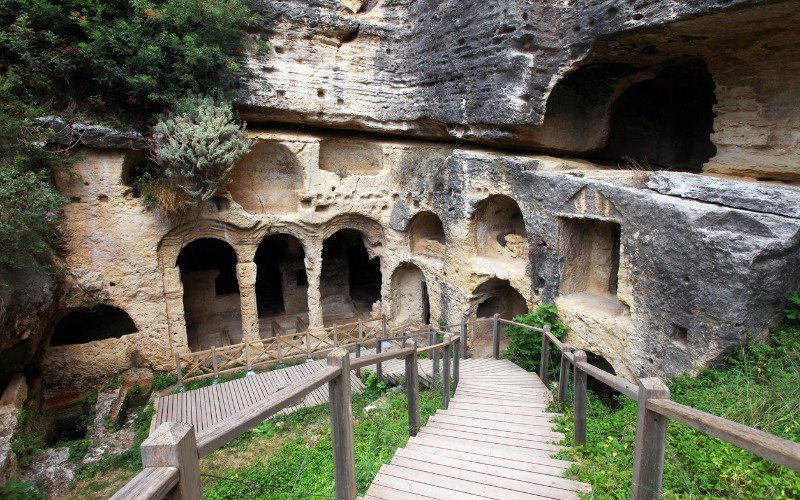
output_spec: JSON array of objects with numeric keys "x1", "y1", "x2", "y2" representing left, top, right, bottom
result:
[
  {"x1": 785, "y1": 292, "x2": 800, "y2": 322},
  {"x1": 0, "y1": 480, "x2": 45, "y2": 500},
  {"x1": 503, "y1": 304, "x2": 568, "y2": 378},
  {"x1": 0, "y1": 76, "x2": 70, "y2": 269},
  {"x1": 151, "y1": 372, "x2": 177, "y2": 392},
  {"x1": 149, "y1": 95, "x2": 254, "y2": 215}
]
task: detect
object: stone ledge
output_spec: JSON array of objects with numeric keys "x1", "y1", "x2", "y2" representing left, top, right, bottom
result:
[{"x1": 648, "y1": 172, "x2": 800, "y2": 219}]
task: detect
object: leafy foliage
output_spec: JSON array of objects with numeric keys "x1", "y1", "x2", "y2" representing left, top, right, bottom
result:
[
  {"x1": 0, "y1": 76, "x2": 70, "y2": 269},
  {"x1": 204, "y1": 388, "x2": 443, "y2": 498},
  {"x1": 554, "y1": 314, "x2": 800, "y2": 498},
  {"x1": 0, "y1": 479, "x2": 46, "y2": 500},
  {"x1": 785, "y1": 292, "x2": 800, "y2": 322},
  {"x1": 149, "y1": 95, "x2": 253, "y2": 214},
  {"x1": 150, "y1": 371, "x2": 177, "y2": 392},
  {"x1": 0, "y1": 0, "x2": 257, "y2": 114},
  {"x1": 503, "y1": 304, "x2": 568, "y2": 378}
]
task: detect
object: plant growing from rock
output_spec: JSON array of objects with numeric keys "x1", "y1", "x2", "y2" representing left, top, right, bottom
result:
[{"x1": 149, "y1": 95, "x2": 254, "y2": 215}]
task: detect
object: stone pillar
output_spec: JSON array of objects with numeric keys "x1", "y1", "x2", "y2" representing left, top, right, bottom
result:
[
  {"x1": 305, "y1": 239, "x2": 324, "y2": 329},
  {"x1": 237, "y1": 262, "x2": 260, "y2": 344},
  {"x1": 163, "y1": 266, "x2": 189, "y2": 354}
]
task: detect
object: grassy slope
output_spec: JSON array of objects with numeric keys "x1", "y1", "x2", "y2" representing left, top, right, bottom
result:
[{"x1": 553, "y1": 320, "x2": 800, "y2": 499}]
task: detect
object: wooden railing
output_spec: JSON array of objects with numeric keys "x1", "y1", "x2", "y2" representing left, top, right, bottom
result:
[
  {"x1": 490, "y1": 313, "x2": 800, "y2": 499},
  {"x1": 174, "y1": 316, "x2": 387, "y2": 385},
  {"x1": 113, "y1": 331, "x2": 462, "y2": 500}
]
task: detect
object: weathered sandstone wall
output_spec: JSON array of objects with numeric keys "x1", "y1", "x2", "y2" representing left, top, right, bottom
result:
[{"x1": 37, "y1": 133, "x2": 800, "y2": 401}]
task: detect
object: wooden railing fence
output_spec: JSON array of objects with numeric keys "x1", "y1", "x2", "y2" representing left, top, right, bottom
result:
[
  {"x1": 490, "y1": 313, "x2": 800, "y2": 500},
  {"x1": 113, "y1": 330, "x2": 462, "y2": 500},
  {"x1": 174, "y1": 316, "x2": 387, "y2": 385}
]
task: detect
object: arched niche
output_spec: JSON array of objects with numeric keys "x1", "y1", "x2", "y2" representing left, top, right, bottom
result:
[
  {"x1": 176, "y1": 238, "x2": 242, "y2": 351},
  {"x1": 409, "y1": 211, "x2": 445, "y2": 258},
  {"x1": 228, "y1": 141, "x2": 302, "y2": 214},
  {"x1": 474, "y1": 195, "x2": 529, "y2": 265},
  {"x1": 598, "y1": 58, "x2": 716, "y2": 171},
  {"x1": 50, "y1": 306, "x2": 138, "y2": 346},
  {"x1": 390, "y1": 263, "x2": 430, "y2": 328},
  {"x1": 320, "y1": 228, "x2": 382, "y2": 325},
  {"x1": 255, "y1": 234, "x2": 308, "y2": 336},
  {"x1": 474, "y1": 278, "x2": 528, "y2": 321},
  {"x1": 470, "y1": 278, "x2": 528, "y2": 358}
]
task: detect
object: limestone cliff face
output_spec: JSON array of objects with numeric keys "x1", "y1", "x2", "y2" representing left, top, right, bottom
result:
[
  {"x1": 240, "y1": 0, "x2": 800, "y2": 180},
  {"x1": 2, "y1": 0, "x2": 800, "y2": 406}
]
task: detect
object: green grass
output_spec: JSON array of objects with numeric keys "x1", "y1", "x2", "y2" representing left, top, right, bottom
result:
[
  {"x1": 204, "y1": 381, "x2": 442, "y2": 498},
  {"x1": 552, "y1": 320, "x2": 800, "y2": 498}
]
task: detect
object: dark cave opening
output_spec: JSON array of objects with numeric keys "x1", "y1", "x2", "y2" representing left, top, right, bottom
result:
[
  {"x1": 50, "y1": 306, "x2": 138, "y2": 346},
  {"x1": 254, "y1": 234, "x2": 307, "y2": 317},
  {"x1": 598, "y1": 59, "x2": 717, "y2": 171}
]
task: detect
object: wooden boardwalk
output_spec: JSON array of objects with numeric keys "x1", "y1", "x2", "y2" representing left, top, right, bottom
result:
[
  {"x1": 362, "y1": 358, "x2": 592, "y2": 499},
  {"x1": 154, "y1": 358, "x2": 366, "y2": 434}
]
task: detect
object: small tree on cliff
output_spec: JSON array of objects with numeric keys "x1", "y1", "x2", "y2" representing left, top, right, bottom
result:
[{"x1": 150, "y1": 95, "x2": 254, "y2": 215}]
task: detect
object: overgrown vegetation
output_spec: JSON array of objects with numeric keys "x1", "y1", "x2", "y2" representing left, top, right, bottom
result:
[
  {"x1": 554, "y1": 304, "x2": 800, "y2": 498},
  {"x1": 202, "y1": 375, "x2": 440, "y2": 498},
  {"x1": 503, "y1": 304, "x2": 569, "y2": 379},
  {"x1": 146, "y1": 95, "x2": 253, "y2": 215},
  {"x1": 0, "y1": 479, "x2": 46, "y2": 500},
  {"x1": 0, "y1": 78, "x2": 71, "y2": 269},
  {"x1": 1, "y1": 0, "x2": 257, "y2": 115},
  {"x1": 0, "y1": 0, "x2": 258, "y2": 270}
]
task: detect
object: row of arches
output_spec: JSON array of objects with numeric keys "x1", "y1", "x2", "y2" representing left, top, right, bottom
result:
[{"x1": 175, "y1": 228, "x2": 383, "y2": 352}]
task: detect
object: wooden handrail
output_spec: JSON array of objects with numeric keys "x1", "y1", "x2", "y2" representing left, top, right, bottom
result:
[
  {"x1": 566, "y1": 353, "x2": 639, "y2": 399},
  {"x1": 349, "y1": 346, "x2": 414, "y2": 371},
  {"x1": 498, "y1": 317, "x2": 563, "y2": 350},
  {"x1": 647, "y1": 399, "x2": 800, "y2": 474},
  {"x1": 196, "y1": 365, "x2": 341, "y2": 456},
  {"x1": 110, "y1": 466, "x2": 179, "y2": 500},
  {"x1": 118, "y1": 333, "x2": 428, "y2": 499},
  {"x1": 417, "y1": 340, "x2": 450, "y2": 355}
]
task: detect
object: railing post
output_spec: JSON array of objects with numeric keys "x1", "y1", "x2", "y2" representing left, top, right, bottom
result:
[
  {"x1": 327, "y1": 348, "x2": 356, "y2": 500},
  {"x1": 375, "y1": 333, "x2": 383, "y2": 383},
  {"x1": 305, "y1": 331, "x2": 312, "y2": 360},
  {"x1": 540, "y1": 325, "x2": 551, "y2": 385},
  {"x1": 211, "y1": 346, "x2": 219, "y2": 384},
  {"x1": 404, "y1": 339, "x2": 420, "y2": 436},
  {"x1": 442, "y1": 335, "x2": 452, "y2": 409},
  {"x1": 429, "y1": 325, "x2": 439, "y2": 379},
  {"x1": 492, "y1": 313, "x2": 500, "y2": 360},
  {"x1": 140, "y1": 422, "x2": 202, "y2": 499},
  {"x1": 277, "y1": 336, "x2": 283, "y2": 364},
  {"x1": 174, "y1": 353, "x2": 184, "y2": 390},
  {"x1": 333, "y1": 324, "x2": 339, "y2": 347},
  {"x1": 460, "y1": 317, "x2": 468, "y2": 359},
  {"x1": 558, "y1": 346, "x2": 572, "y2": 404},
  {"x1": 355, "y1": 341, "x2": 361, "y2": 378},
  {"x1": 453, "y1": 336, "x2": 460, "y2": 389},
  {"x1": 245, "y1": 344, "x2": 255, "y2": 377},
  {"x1": 632, "y1": 378, "x2": 671, "y2": 500},
  {"x1": 573, "y1": 350, "x2": 587, "y2": 446}
]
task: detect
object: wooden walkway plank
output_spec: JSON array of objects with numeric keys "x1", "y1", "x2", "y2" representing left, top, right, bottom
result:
[
  {"x1": 365, "y1": 357, "x2": 590, "y2": 500},
  {"x1": 396, "y1": 447, "x2": 591, "y2": 493}
]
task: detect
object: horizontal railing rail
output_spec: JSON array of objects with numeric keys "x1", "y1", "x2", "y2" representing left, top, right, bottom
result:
[
  {"x1": 490, "y1": 313, "x2": 800, "y2": 499},
  {"x1": 175, "y1": 316, "x2": 387, "y2": 385},
  {"x1": 115, "y1": 328, "x2": 461, "y2": 500}
]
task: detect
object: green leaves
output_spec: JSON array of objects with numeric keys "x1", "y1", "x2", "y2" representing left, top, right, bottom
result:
[
  {"x1": 503, "y1": 304, "x2": 568, "y2": 377},
  {"x1": 785, "y1": 292, "x2": 800, "y2": 321},
  {"x1": 149, "y1": 94, "x2": 253, "y2": 214}
]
